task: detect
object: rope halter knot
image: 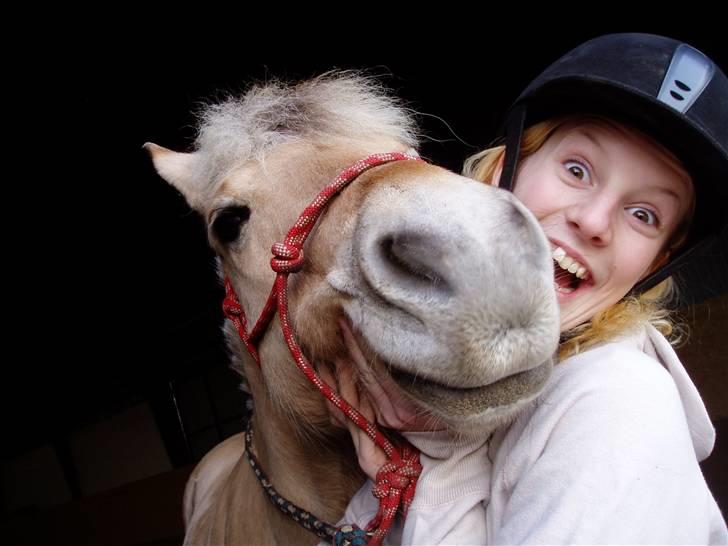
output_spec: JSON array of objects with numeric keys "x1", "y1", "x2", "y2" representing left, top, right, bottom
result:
[
  {"x1": 222, "y1": 279, "x2": 244, "y2": 317},
  {"x1": 365, "y1": 444, "x2": 422, "y2": 541},
  {"x1": 271, "y1": 242, "x2": 305, "y2": 273},
  {"x1": 372, "y1": 457, "x2": 423, "y2": 499}
]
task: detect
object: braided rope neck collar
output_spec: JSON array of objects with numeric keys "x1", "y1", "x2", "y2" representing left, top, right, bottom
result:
[{"x1": 244, "y1": 419, "x2": 372, "y2": 545}]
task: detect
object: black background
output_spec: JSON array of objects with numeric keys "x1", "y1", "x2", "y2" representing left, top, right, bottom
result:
[{"x1": 7, "y1": 21, "x2": 726, "y2": 467}]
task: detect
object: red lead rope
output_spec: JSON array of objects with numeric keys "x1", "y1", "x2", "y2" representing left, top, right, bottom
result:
[{"x1": 222, "y1": 153, "x2": 423, "y2": 545}]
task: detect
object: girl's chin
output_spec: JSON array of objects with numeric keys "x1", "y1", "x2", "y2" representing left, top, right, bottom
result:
[
  {"x1": 560, "y1": 316, "x2": 586, "y2": 333},
  {"x1": 557, "y1": 281, "x2": 632, "y2": 332},
  {"x1": 556, "y1": 289, "x2": 594, "y2": 332}
]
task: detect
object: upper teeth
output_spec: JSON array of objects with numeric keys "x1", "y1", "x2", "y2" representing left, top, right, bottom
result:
[{"x1": 552, "y1": 246, "x2": 589, "y2": 279}]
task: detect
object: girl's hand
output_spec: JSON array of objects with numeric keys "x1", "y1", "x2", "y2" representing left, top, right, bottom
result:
[{"x1": 320, "y1": 358, "x2": 386, "y2": 481}]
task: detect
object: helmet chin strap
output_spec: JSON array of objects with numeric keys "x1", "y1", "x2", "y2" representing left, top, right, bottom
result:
[
  {"x1": 631, "y1": 235, "x2": 717, "y2": 295},
  {"x1": 498, "y1": 104, "x2": 526, "y2": 192}
]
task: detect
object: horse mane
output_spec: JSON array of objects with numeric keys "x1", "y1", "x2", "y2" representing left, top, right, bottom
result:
[{"x1": 191, "y1": 72, "x2": 420, "y2": 191}]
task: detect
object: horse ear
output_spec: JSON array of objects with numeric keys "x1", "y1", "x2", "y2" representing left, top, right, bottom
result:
[{"x1": 144, "y1": 142, "x2": 202, "y2": 209}]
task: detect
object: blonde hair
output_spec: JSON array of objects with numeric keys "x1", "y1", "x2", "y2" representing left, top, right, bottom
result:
[{"x1": 463, "y1": 116, "x2": 687, "y2": 361}]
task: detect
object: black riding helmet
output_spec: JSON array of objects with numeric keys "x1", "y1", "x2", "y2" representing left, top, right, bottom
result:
[{"x1": 499, "y1": 33, "x2": 728, "y2": 293}]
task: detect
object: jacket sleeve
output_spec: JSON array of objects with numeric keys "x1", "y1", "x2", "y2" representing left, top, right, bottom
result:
[{"x1": 491, "y1": 345, "x2": 727, "y2": 545}]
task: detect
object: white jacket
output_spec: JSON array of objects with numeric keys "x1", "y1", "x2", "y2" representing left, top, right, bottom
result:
[{"x1": 332, "y1": 324, "x2": 727, "y2": 545}]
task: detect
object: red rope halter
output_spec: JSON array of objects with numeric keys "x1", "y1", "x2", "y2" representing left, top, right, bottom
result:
[{"x1": 222, "y1": 152, "x2": 423, "y2": 545}]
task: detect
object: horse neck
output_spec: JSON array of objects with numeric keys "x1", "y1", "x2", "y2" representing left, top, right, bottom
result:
[
  {"x1": 253, "y1": 392, "x2": 361, "y2": 506},
  {"x1": 249, "y1": 380, "x2": 365, "y2": 530}
]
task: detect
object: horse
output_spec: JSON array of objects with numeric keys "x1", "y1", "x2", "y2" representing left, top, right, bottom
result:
[{"x1": 146, "y1": 73, "x2": 559, "y2": 545}]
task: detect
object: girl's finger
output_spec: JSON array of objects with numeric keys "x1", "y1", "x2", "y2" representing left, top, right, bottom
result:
[
  {"x1": 319, "y1": 364, "x2": 347, "y2": 428},
  {"x1": 347, "y1": 408, "x2": 387, "y2": 479},
  {"x1": 338, "y1": 319, "x2": 404, "y2": 428}
]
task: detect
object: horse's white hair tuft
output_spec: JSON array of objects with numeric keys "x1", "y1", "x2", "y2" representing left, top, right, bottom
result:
[{"x1": 192, "y1": 71, "x2": 420, "y2": 190}]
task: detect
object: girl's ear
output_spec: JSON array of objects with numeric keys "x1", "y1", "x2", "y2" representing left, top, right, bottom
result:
[{"x1": 488, "y1": 154, "x2": 505, "y2": 187}]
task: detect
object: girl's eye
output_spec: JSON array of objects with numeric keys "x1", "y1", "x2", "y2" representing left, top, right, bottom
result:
[
  {"x1": 626, "y1": 206, "x2": 658, "y2": 226},
  {"x1": 564, "y1": 160, "x2": 590, "y2": 183}
]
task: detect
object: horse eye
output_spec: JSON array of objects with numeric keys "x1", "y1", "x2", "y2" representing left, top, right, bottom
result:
[{"x1": 211, "y1": 206, "x2": 251, "y2": 243}]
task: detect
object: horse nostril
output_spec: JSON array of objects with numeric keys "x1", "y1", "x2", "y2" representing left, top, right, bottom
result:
[{"x1": 379, "y1": 232, "x2": 451, "y2": 292}]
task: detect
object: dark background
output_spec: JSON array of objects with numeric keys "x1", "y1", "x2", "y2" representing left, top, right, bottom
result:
[{"x1": 3, "y1": 22, "x2": 726, "y2": 544}]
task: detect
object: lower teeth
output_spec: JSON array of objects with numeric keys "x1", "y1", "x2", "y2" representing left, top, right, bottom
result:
[{"x1": 555, "y1": 283, "x2": 575, "y2": 294}]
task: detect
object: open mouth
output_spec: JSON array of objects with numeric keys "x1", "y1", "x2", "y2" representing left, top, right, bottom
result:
[
  {"x1": 552, "y1": 245, "x2": 591, "y2": 295},
  {"x1": 388, "y1": 360, "x2": 552, "y2": 417}
]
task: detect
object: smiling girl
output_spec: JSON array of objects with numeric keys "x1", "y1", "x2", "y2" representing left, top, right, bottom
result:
[{"x1": 325, "y1": 33, "x2": 728, "y2": 545}]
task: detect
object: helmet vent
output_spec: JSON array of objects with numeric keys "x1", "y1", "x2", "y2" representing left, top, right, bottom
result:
[
  {"x1": 674, "y1": 80, "x2": 691, "y2": 91},
  {"x1": 657, "y1": 44, "x2": 715, "y2": 114}
]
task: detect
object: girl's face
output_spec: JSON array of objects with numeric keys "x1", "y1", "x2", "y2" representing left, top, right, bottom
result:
[{"x1": 512, "y1": 120, "x2": 693, "y2": 331}]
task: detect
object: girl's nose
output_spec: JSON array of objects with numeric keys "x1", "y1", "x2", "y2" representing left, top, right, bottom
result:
[{"x1": 565, "y1": 197, "x2": 615, "y2": 246}]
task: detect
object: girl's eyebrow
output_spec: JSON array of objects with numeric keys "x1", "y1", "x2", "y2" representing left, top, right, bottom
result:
[
  {"x1": 564, "y1": 129, "x2": 686, "y2": 205},
  {"x1": 567, "y1": 129, "x2": 605, "y2": 154},
  {"x1": 643, "y1": 185, "x2": 681, "y2": 204}
]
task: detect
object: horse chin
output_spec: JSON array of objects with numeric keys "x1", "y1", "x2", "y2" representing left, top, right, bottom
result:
[
  {"x1": 342, "y1": 320, "x2": 552, "y2": 430},
  {"x1": 388, "y1": 359, "x2": 552, "y2": 420}
]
